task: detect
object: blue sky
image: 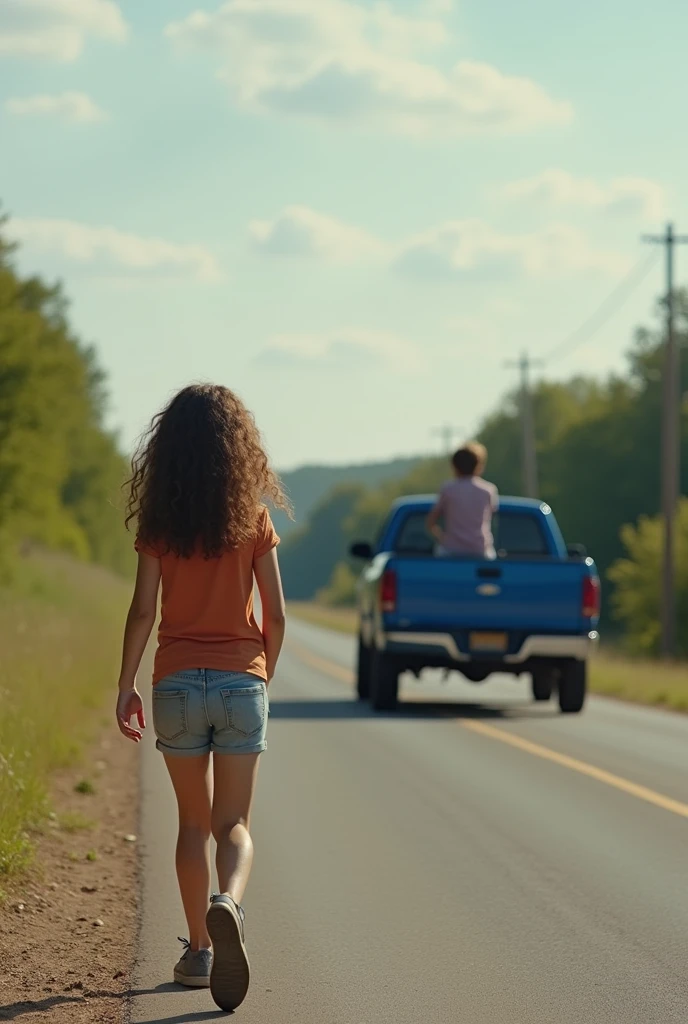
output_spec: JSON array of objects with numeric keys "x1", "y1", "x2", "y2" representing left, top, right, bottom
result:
[{"x1": 1, "y1": 0, "x2": 686, "y2": 469}]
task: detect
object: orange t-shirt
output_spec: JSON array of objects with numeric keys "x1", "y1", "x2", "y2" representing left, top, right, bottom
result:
[{"x1": 135, "y1": 507, "x2": 279, "y2": 685}]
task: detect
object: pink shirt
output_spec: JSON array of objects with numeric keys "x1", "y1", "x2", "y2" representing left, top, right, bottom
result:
[{"x1": 436, "y1": 477, "x2": 498, "y2": 556}]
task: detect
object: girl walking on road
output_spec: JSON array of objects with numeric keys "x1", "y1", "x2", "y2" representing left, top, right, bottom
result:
[{"x1": 115, "y1": 384, "x2": 289, "y2": 1012}]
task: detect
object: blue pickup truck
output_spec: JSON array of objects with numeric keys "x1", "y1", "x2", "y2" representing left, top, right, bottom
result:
[{"x1": 350, "y1": 496, "x2": 600, "y2": 715}]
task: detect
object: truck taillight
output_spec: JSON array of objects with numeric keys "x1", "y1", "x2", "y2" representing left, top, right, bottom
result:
[
  {"x1": 582, "y1": 575, "x2": 600, "y2": 618},
  {"x1": 380, "y1": 569, "x2": 397, "y2": 613}
]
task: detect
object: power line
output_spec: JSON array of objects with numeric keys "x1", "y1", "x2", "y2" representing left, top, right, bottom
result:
[
  {"x1": 503, "y1": 250, "x2": 660, "y2": 502},
  {"x1": 543, "y1": 248, "x2": 661, "y2": 364}
]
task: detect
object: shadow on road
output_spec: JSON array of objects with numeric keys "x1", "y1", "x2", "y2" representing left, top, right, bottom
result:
[
  {"x1": 268, "y1": 697, "x2": 558, "y2": 722},
  {"x1": 135, "y1": 1012, "x2": 230, "y2": 1023},
  {"x1": 0, "y1": 984, "x2": 231, "y2": 1023}
]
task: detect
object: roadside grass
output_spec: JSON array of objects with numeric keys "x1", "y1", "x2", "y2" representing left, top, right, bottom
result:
[
  {"x1": 0, "y1": 553, "x2": 129, "y2": 879},
  {"x1": 289, "y1": 601, "x2": 358, "y2": 636},
  {"x1": 288, "y1": 602, "x2": 688, "y2": 713},
  {"x1": 589, "y1": 655, "x2": 688, "y2": 712},
  {"x1": 58, "y1": 811, "x2": 95, "y2": 834}
]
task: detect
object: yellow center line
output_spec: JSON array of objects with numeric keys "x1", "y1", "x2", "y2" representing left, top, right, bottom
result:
[
  {"x1": 287, "y1": 637, "x2": 688, "y2": 822},
  {"x1": 461, "y1": 719, "x2": 688, "y2": 820},
  {"x1": 287, "y1": 638, "x2": 354, "y2": 685}
]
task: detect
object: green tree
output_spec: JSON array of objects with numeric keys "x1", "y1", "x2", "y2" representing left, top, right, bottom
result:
[
  {"x1": 0, "y1": 218, "x2": 132, "y2": 575},
  {"x1": 317, "y1": 562, "x2": 359, "y2": 607},
  {"x1": 548, "y1": 292, "x2": 688, "y2": 581},
  {"x1": 609, "y1": 500, "x2": 688, "y2": 656},
  {"x1": 478, "y1": 378, "x2": 607, "y2": 500},
  {"x1": 279, "y1": 484, "x2": 366, "y2": 599}
]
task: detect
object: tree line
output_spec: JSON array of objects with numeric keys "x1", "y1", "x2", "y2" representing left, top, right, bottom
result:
[
  {"x1": 0, "y1": 220, "x2": 133, "y2": 578},
  {"x1": 280, "y1": 291, "x2": 688, "y2": 655}
]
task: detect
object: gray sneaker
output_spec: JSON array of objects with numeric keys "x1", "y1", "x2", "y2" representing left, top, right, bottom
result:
[
  {"x1": 173, "y1": 937, "x2": 212, "y2": 988},
  {"x1": 206, "y1": 894, "x2": 250, "y2": 1012}
]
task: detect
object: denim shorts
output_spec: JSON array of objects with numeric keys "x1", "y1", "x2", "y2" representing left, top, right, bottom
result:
[{"x1": 152, "y1": 669, "x2": 269, "y2": 757}]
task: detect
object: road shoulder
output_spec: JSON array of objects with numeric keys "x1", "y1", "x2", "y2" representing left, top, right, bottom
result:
[{"x1": 0, "y1": 723, "x2": 139, "y2": 1024}]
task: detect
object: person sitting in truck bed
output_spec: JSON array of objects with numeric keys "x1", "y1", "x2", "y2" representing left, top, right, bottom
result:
[{"x1": 426, "y1": 442, "x2": 498, "y2": 559}]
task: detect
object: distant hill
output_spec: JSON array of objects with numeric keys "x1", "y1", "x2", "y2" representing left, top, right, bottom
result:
[
  {"x1": 277, "y1": 455, "x2": 445, "y2": 601},
  {"x1": 273, "y1": 457, "x2": 422, "y2": 538}
]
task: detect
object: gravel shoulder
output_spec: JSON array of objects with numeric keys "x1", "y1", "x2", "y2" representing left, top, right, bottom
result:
[{"x1": 0, "y1": 722, "x2": 139, "y2": 1024}]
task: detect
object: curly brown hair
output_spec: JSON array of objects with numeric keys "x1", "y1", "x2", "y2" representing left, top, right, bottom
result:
[{"x1": 125, "y1": 384, "x2": 291, "y2": 557}]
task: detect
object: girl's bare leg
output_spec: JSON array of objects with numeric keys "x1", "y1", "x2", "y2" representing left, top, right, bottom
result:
[
  {"x1": 163, "y1": 753, "x2": 213, "y2": 950},
  {"x1": 211, "y1": 753, "x2": 261, "y2": 902}
]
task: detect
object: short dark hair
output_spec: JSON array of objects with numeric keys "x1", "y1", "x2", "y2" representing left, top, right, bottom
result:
[{"x1": 452, "y1": 442, "x2": 487, "y2": 477}]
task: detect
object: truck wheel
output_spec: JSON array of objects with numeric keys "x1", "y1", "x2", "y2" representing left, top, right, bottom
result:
[
  {"x1": 356, "y1": 636, "x2": 372, "y2": 701},
  {"x1": 558, "y1": 661, "x2": 587, "y2": 714},
  {"x1": 371, "y1": 652, "x2": 400, "y2": 712},
  {"x1": 531, "y1": 668, "x2": 556, "y2": 702}
]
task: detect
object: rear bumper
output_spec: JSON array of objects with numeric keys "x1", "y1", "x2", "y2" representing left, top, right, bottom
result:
[{"x1": 382, "y1": 631, "x2": 599, "y2": 664}]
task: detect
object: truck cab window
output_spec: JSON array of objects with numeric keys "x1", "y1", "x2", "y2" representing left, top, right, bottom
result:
[
  {"x1": 395, "y1": 513, "x2": 435, "y2": 555},
  {"x1": 391, "y1": 510, "x2": 548, "y2": 557},
  {"x1": 494, "y1": 513, "x2": 548, "y2": 557}
]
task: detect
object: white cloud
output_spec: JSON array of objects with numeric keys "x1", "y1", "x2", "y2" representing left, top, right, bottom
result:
[
  {"x1": 0, "y1": 0, "x2": 127, "y2": 62},
  {"x1": 395, "y1": 219, "x2": 628, "y2": 279},
  {"x1": 420, "y1": 0, "x2": 454, "y2": 12},
  {"x1": 260, "y1": 328, "x2": 422, "y2": 373},
  {"x1": 8, "y1": 218, "x2": 221, "y2": 282},
  {"x1": 249, "y1": 205, "x2": 388, "y2": 263},
  {"x1": 5, "y1": 92, "x2": 106, "y2": 123},
  {"x1": 498, "y1": 169, "x2": 665, "y2": 221},
  {"x1": 249, "y1": 205, "x2": 625, "y2": 278},
  {"x1": 166, "y1": 1, "x2": 572, "y2": 137}
]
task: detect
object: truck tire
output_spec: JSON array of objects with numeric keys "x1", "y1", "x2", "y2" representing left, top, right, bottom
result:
[
  {"x1": 531, "y1": 667, "x2": 556, "y2": 702},
  {"x1": 356, "y1": 636, "x2": 372, "y2": 701},
  {"x1": 558, "y1": 661, "x2": 587, "y2": 714},
  {"x1": 371, "y1": 652, "x2": 400, "y2": 712}
]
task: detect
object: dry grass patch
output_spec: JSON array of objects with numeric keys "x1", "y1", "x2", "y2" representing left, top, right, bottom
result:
[{"x1": 0, "y1": 554, "x2": 129, "y2": 882}]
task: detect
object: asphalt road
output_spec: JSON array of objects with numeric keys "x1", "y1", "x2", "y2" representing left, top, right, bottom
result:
[{"x1": 130, "y1": 618, "x2": 688, "y2": 1022}]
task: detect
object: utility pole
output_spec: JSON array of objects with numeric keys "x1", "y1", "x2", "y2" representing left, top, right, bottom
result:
[
  {"x1": 432, "y1": 424, "x2": 462, "y2": 456},
  {"x1": 643, "y1": 223, "x2": 688, "y2": 658},
  {"x1": 505, "y1": 352, "x2": 543, "y2": 499}
]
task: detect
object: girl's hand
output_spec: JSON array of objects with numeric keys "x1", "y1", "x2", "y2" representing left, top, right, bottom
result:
[{"x1": 116, "y1": 688, "x2": 146, "y2": 743}]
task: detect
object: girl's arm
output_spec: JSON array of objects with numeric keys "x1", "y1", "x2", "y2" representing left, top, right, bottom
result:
[
  {"x1": 254, "y1": 547, "x2": 286, "y2": 684},
  {"x1": 116, "y1": 552, "x2": 161, "y2": 742}
]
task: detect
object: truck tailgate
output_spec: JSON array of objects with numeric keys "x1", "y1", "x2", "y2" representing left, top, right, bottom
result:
[{"x1": 391, "y1": 558, "x2": 585, "y2": 633}]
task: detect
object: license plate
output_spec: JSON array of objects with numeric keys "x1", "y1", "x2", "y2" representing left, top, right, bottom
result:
[{"x1": 469, "y1": 631, "x2": 508, "y2": 653}]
